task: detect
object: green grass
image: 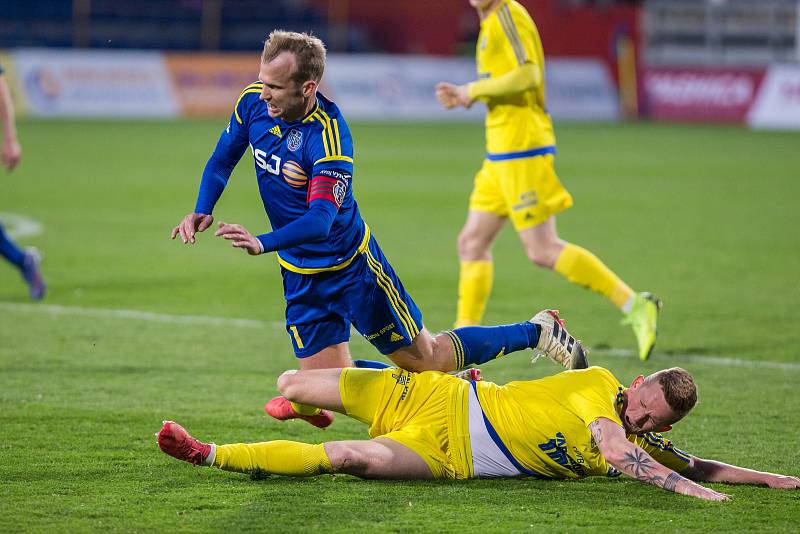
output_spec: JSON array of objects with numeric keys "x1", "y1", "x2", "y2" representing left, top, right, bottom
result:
[{"x1": 1, "y1": 119, "x2": 799, "y2": 532}]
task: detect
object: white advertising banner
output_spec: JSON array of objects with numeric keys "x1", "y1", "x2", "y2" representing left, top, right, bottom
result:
[
  {"x1": 747, "y1": 64, "x2": 800, "y2": 130},
  {"x1": 546, "y1": 58, "x2": 620, "y2": 121},
  {"x1": 7, "y1": 50, "x2": 619, "y2": 121},
  {"x1": 12, "y1": 49, "x2": 178, "y2": 118},
  {"x1": 323, "y1": 54, "x2": 483, "y2": 121},
  {"x1": 322, "y1": 54, "x2": 619, "y2": 122}
]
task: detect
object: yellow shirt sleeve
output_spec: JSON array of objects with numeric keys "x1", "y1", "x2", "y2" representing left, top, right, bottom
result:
[{"x1": 468, "y1": 63, "x2": 540, "y2": 100}]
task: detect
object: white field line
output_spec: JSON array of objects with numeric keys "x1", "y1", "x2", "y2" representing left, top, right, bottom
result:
[
  {"x1": 0, "y1": 302, "x2": 283, "y2": 330},
  {"x1": 594, "y1": 348, "x2": 800, "y2": 371},
  {"x1": 0, "y1": 212, "x2": 44, "y2": 239},
  {"x1": 2, "y1": 302, "x2": 799, "y2": 371}
]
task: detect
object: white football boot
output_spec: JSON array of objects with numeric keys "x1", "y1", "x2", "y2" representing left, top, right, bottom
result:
[{"x1": 529, "y1": 309, "x2": 588, "y2": 370}]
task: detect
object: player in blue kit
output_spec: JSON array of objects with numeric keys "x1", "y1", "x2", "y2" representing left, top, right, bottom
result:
[{"x1": 171, "y1": 31, "x2": 587, "y2": 428}]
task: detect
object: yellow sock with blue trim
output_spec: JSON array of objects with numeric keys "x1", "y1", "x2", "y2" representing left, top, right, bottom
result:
[
  {"x1": 455, "y1": 260, "x2": 494, "y2": 327},
  {"x1": 213, "y1": 441, "x2": 332, "y2": 476},
  {"x1": 553, "y1": 243, "x2": 633, "y2": 309},
  {"x1": 290, "y1": 402, "x2": 322, "y2": 416}
]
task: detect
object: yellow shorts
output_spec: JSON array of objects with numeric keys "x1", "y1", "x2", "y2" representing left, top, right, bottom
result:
[
  {"x1": 469, "y1": 154, "x2": 573, "y2": 231},
  {"x1": 339, "y1": 368, "x2": 471, "y2": 480}
]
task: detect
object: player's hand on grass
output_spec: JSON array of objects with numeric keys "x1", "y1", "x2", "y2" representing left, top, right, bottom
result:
[
  {"x1": 171, "y1": 213, "x2": 214, "y2": 244},
  {"x1": 435, "y1": 82, "x2": 474, "y2": 109},
  {"x1": 685, "y1": 483, "x2": 730, "y2": 501},
  {"x1": 214, "y1": 221, "x2": 263, "y2": 256},
  {"x1": 2, "y1": 138, "x2": 21, "y2": 171},
  {"x1": 763, "y1": 474, "x2": 800, "y2": 489}
]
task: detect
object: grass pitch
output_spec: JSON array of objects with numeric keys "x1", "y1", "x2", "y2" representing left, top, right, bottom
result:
[{"x1": 1, "y1": 119, "x2": 799, "y2": 532}]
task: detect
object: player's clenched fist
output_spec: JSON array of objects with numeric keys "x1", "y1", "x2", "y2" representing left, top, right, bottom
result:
[
  {"x1": 171, "y1": 212, "x2": 214, "y2": 244},
  {"x1": 435, "y1": 82, "x2": 474, "y2": 110}
]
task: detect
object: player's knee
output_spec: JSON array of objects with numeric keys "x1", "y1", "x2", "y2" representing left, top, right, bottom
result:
[
  {"x1": 326, "y1": 443, "x2": 371, "y2": 474},
  {"x1": 457, "y1": 229, "x2": 488, "y2": 260},
  {"x1": 525, "y1": 244, "x2": 559, "y2": 269},
  {"x1": 430, "y1": 333, "x2": 457, "y2": 372},
  {"x1": 276, "y1": 370, "x2": 301, "y2": 400}
]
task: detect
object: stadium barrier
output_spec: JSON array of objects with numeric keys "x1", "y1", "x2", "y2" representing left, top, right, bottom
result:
[
  {"x1": 3, "y1": 48, "x2": 620, "y2": 122},
  {"x1": 643, "y1": 65, "x2": 800, "y2": 130},
  {"x1": 11, "y1": 48, "x2": 179, "y2": 118}
]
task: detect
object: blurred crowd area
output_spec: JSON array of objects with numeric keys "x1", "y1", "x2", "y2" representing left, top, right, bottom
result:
[
  {"x1": 2, "y1": 0, "x2": 797, "y2": 128},
  {"x1": 0, "y1": 0, "x2": 643, "y2": 54}
]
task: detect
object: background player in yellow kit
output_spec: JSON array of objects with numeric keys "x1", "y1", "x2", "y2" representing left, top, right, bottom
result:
[
  {"x1": 435, "y1": 0, "x2": 660, "y2": 360},
  {"x1": 158, "y1": 365, "x2": 800, "y2": 500}
]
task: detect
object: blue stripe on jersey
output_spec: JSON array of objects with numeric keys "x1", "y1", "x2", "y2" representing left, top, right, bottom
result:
[
  {"x1": 486, "y1": 145, "x2": 556, "y2": 161},
  {"x1": 470, "y1": 382, "x2": 547, "y2": 479}
]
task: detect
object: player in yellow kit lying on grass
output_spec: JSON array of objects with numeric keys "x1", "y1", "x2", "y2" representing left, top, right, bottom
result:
[{"x1": 158, "y1": 365, "x2": 800, "y2": 501}]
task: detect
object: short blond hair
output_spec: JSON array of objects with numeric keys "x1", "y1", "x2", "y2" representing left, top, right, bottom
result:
[
  {"x1": 262, "y1": 30, "x2": 326, "y2": 83},
  {"x1": 646, "y1": 367, "x2": 697, "y2": 416}
]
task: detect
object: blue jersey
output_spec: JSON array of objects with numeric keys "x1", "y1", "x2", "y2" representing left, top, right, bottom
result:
[{"x1": 196, "y1": 82, "x2": 367, "y2": 273}]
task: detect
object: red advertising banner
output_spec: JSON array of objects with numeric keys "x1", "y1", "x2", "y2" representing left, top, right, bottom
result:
[
  {"x1": 643, "y1": 67, "x2": 765, "y2": 123},
  {"x1": 165, "y1": 53, "x2": 259, "y2": 116}
]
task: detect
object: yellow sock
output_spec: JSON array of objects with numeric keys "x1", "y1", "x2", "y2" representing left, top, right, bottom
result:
[
  {"x1": 553, "y1": 243, "x2": 633, "y2": 309},
  {"x1": 213, "y1": 441, "x2": 332, "y2": 477},
  {"x1": 455, "y1": 260, "x2": 494, "y2": 327},
  {"x1": 290, "y1": 402, "x2": 322, "y2": 416}
]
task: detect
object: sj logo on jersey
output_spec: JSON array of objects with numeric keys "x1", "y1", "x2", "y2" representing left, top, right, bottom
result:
[{"x1": 287, "y1": 129, "x2": 303, "y2": 152}]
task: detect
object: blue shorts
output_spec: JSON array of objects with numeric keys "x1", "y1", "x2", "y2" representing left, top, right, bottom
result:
[{"x1": 282, "y1": 235, "x2": 423, "y2": 358}]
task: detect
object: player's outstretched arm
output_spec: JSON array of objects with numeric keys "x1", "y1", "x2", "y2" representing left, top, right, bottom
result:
[
  {"x1": 171, "y1": 212, "x2": 214, "y2": 244},
  {"x1": 682, "y1": 457, "x2": 800, "y2": 489},
  {"x1": 589, "y1": 418, "x2": 730, "y2": 501},
  {"x1": 435, "y1": 64, "x2": 539, "y2": 111}
]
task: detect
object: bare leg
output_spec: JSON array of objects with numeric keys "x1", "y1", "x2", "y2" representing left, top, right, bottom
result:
[
  {"x1": 270, "y1": 342, "x2": 352, "y2": 422},
  {"x1": 517, "y1": 216, "x2": 566, "y2": 269},
  {"x1": 298, "y1": 341, "x2": 353, "y2": 370},
  {"x1": 324, "y1": 438, "x2": 434, "y2": 479},
  {"x1": 457, "y1": 210, "x2": 506, "y2": 262},
  {"x1": 277, "y1": 368, "x2": 346, "y2": 413},
  {"x1": 520, "y1": 215, "x2": 635, "y2": 310},
  {"x1": 387, "y1": 328, "x2": 457, "y2": 373}
]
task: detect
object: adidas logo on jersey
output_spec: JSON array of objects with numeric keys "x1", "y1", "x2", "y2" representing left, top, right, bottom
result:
[
  {"x1": 390, "y1": 332, "x2": 403, "y2": 342},
  {"x1": 269, "y1": 125, "x2": 282, "y2": 138}
]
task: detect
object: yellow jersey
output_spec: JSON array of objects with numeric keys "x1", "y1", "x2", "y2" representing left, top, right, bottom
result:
[
  {"x1": 475, "y1": 0, "x2": 555, "y2": 157},
  {"x1": 471, "y1": 367, "x2": 691, "y2": 478}
]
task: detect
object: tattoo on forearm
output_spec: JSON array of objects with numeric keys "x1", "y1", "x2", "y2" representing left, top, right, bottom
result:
[
  {"x1": 621, "y1": 449, "x2": 677, "y2": 489},
  {"x1": 663, "y1": 472, "x2": 682, "y2": 492},
  {"x1": 622, "y1": 449, "x2": 658, "y2": 479}
]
